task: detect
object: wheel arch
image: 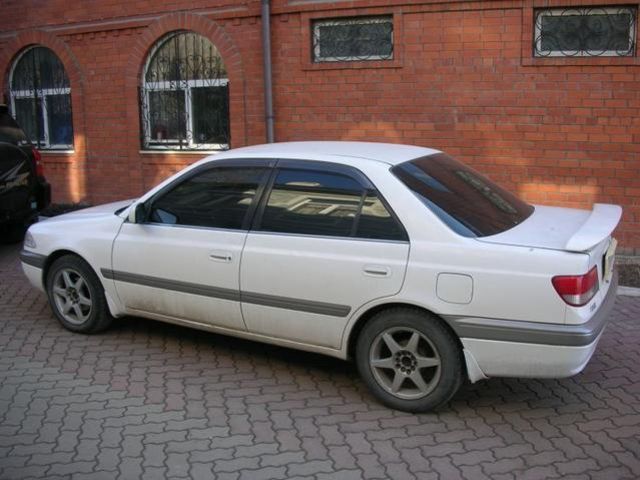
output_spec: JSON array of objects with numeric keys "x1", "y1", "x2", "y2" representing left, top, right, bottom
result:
[
  {"x1": 345, "y1": 302, "x2": 465, "y2": 366},
  {"x1": 41, "y1": 249, "x2": 85, "y2": 287}
]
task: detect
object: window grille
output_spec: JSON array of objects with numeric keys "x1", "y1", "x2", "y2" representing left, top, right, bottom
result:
[
  {"x1": 312, "y1": 16, "x2": 393, "y2": 63},
  {"x1": 534, "y1": 6, "x2": 637, "y2": 57},
  {"x1": 9, "y1": 46, "x2": 73, "y2": 149},
  {"x1": 141, "y1": 31, "x2": 230, "y2": 151}
]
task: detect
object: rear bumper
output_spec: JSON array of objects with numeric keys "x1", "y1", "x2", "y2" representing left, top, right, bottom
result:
[{"x1": 447, "y1": 272, "x2": 618, "y2": 381}]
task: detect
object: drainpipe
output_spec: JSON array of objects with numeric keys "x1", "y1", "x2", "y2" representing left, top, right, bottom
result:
[{"x1": 261, "y1": 0, "x2": 275, "y2": 143}]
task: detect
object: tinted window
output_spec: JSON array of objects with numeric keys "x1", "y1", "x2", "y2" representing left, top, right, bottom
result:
[
  {"x1": 357, "y1": 194, "x2": 406, "y2": 240},
  {"x1": 259, "y1": 168, "x2": 406, "y2": 240},
  {"x1": 150, "y1": 167, "x2": 268, "y2": 229},
  {"x1": 392, "y1": 153, "x2": 534, "y2": 237}
]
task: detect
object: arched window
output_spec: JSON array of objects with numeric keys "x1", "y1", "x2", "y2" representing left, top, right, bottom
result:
[
  {"x1": 9, "y1": 46, "x2": 74, "y2": 149},
  {"x1": 141, "y1": 31, "x2": 230, "y2": 151}
]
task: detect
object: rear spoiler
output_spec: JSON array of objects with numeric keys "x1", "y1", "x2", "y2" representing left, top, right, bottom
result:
[{"x1": 565, "y1": 204, "x2": 622, "y2": 252}]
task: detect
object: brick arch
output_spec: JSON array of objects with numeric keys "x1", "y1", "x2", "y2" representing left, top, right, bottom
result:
[
  {"x1": 0, "y1": 30, "x2": 84, "y2": 95},
  {"x1": 123, "y1": 12, "x2": 247, "y2": 149},
  {"x1": 0, "y1": 30, "x2": 89, "y2": 203}
]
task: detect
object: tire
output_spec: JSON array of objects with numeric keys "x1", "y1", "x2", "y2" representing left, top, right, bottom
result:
[
  {"x1": 45, "y1": 255, "x2": 113, "y2": 333},
  {"x1": 355, "y1": 308, "x2": 463, "y2": 412}
]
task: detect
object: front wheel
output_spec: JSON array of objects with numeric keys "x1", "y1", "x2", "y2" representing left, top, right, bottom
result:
[
  {"x1": 46, "y1": 255, "x2": 113, "y2": 333},
  {"x1": 355, "y1": 308, "x2": 463, "y2": 412}
]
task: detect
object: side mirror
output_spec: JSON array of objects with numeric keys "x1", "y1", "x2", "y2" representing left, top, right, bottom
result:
[{"x1": 128, "y1": 202, "x2": 148, "y2": 224}]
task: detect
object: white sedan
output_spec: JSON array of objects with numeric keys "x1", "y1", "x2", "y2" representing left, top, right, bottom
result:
[{"x1": 20, "y1": 142, "x2": 621, "y2": 412}]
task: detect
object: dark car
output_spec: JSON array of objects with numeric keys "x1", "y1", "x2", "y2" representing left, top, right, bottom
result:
[{"x1": 0, "y1": 104, "x2": 51, "y2": 242}]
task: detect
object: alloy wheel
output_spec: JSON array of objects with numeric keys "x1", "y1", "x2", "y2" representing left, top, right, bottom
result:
[
  {"x1": 51, "y1": 268, "x2": 92, "y2": 325},
  {"x1": 369, "y1": 327, "x2": 442, "y2": 400}
]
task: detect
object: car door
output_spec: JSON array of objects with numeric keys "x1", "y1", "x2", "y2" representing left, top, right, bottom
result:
[
  {"x1": 240, "y1": 160, "x2": 410, "y2": 349},
  {"x1": 110, "y1": 160, "x2": 272, "y2": 330}
]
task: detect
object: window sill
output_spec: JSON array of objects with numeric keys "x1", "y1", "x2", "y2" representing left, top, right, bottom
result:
[
  {"x1": 139, "y1": 150, "x2": 224, "y2": 155},
  {"x1": 522, "y1": 56, "x2": 640, "y2": 67},
  {"x1": 302, "y1": 59, "x2": 402, "y2": 72},
  {"x1": 41, "y1": 150, "x2": 75, "y2": 155}
]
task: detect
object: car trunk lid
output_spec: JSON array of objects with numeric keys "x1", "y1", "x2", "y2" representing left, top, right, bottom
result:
[{"x1": 477, "y1": 203, "x2": 621, "y2": 253}]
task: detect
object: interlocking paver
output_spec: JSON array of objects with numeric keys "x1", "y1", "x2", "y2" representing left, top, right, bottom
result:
[{"x1": 1, "y1": 243, "x2": 640, "y2": 479}]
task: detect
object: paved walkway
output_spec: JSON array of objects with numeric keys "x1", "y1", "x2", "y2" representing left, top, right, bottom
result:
[{"x1": 1, "y1": 243, "x2": 639, "y2": 479}]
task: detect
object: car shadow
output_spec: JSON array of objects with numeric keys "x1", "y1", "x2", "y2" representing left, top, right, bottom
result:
[{"x1": 107, "y1": 314, "x2": 597, "y2": 415}]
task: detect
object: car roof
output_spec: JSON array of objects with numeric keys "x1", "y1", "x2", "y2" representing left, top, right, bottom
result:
[{"x1": 212, "y1": 141, "x2": 440, "y2": 166}]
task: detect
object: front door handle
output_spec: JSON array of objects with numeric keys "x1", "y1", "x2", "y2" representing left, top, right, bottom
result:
[
  {"x1": 209, "y1": 252, "x2": 232, "y2": 263},
  {"x1": 363, "y1": 265, "x2": 391, "y2": 277}
]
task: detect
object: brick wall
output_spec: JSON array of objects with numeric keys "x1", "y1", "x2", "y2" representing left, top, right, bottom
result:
[{"x1": 1, "y1": 0, "x2": 639, "y2": 251}]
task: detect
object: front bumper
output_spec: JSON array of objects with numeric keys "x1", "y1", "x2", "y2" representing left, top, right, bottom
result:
[
  {"x1": 447, "y1": 272, "x2": 618, "y2": 381},
  {"x1": 20, "y1": 250, "x2": 46, "y2": 292}
]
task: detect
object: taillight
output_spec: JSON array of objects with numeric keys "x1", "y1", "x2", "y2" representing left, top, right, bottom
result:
[
  {"x1": 32, "y1": 147, "x2": 44, "y2": 177},
  {"x1": 552, "y1": 266, "x2": 599, "y2": 307}
]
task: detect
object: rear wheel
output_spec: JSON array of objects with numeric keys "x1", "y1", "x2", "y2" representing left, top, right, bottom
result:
[
  {"x1": 356, "y1": 308, "x2": 463, "y2": 412},
  {"x1": 46, "y1": 255, "x2": 113, "y2": 333}
]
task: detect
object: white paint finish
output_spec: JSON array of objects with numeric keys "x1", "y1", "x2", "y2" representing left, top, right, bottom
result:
[
  {"x1": 565, "y1": 236, "x2": 615, "y2": 325},
  {"x1": 479, "y1": 204, "x2": 587, "y2": 251},
  {"x1": 436, "y1": 273, "x2": 473, "y2": 304},
  {"x1": 210, "y1": 141, "x2": 440, "y2": 166},
  {"x1": 111, "y1": 223, "x2": 246, "y2": 331},
  {"x1": 21, "y1": 264, "x2": 44, "y2": 292},
  {"x1": 479, "y1": 203, "x2": 622, "y2": 253},
  {"x1": 463, "y1": 349, "x2": 488, "y2": 383},
  {"x1": 565, "y1": 204, "x2": 622, "y2": 252},
  {"x1": 125, "y1": 307, "x2": 347, "y2": 359},
  {"x1": 392, "y1": 239, "x2": 580, "y2": 325},
  {"x1": 240, "y1": 232, "x2": 409, "y2": 348},
  {"x1": 462, "y1": 335, "x2": 602, "y2": 378},
  {"x1": 22, "y1": 206, "x2": 128, "y2": 315},
  {"x1": 240, "y1": 303, "x2": 349, "y2": 349},
  {"x1": 20, "y1": 142, "x2": 623, "y2": 383}
]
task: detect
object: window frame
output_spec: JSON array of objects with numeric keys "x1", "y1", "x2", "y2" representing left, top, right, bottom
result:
[
  {"x1": 140, "y1": 31, "x2": 230, "y2": 152},
  {"x1": 312, "y1": 15, "x2": 394, "y2": 63},
  {"x1": 140, "y1": 159, "x2": 275, "y2": 232},
  {"x1": 251, "y1": 159, "x2": 408, "y2": 243},
  {"x1": 533, "y1": 6, "x2": 637, "y2": 58},
  {"x1": 8, "y1": 47, "x2": 74, "y2": 150}
]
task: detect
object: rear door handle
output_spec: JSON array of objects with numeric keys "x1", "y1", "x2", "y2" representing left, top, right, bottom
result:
[
  {"x1": 363, "y1": 265, "x2": 391, "y2": 277},
  {"x1": 209, "y1": 252, "x2": 232, "y2": 263}
]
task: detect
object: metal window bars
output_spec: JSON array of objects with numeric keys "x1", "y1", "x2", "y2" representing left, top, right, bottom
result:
[
  {"x1": 9, "y1": 46, "x2": 74, "y2": 149},
  {"x1": 140, "y1": 31, "x2": 230, "y2": 151},
  {"x1": 534, "y1": 6, "x2": 637, "y2": 57},
  {"x1": 312, "y1": 16, "x2": 394, "y2": 63}
]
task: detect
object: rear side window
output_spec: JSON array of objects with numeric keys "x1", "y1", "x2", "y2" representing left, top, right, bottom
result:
[
  {"x1": 150, "y1": 166, "x2": 269, "y2": 230},
  {"x1": 392, "y1": 153, "x2": 534, "y2": 237},
  {"x1": 258, "y1": 168, "x2": 407, "y2": 241}
]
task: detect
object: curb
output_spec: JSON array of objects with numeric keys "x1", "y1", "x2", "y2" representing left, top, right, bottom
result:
[{"x1": 618, "y1": 286, "x2": 640, "y2": 297}]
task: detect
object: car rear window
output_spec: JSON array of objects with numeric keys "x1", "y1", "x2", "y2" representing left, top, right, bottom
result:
[{"x1": 392, "y1": 153, "x2": 534, "y2": 237}]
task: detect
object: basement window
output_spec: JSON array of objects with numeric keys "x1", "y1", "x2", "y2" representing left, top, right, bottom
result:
[
  {"x1": 534, "y1": 6, "x2": 637, "y2": 57},
  {"x1": 312, "y1": 16, "x2": 393, "y2": 63}
]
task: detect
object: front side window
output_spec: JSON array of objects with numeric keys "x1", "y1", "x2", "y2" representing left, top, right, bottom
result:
[
  {"x1": 9, "y1": 46, "x2": 73, "y2": 149},
  {"x1": 149, "y1": 167, "x2": 268, "y2": 229},
  {"x1": 259, "y1": 168, "x2": 406, "y2": 240},
  {"x1": 392, "y1": 154, "x2": 534, "y2": 238},
  {"x1": 534, "y1": 6, "x2": 637, "y2": 57},
  {"x1": 141, "y1": 31, "x2": 230, "y2": 150},
  {"x1": 312, "y1": 16, "x2": 393, "y2": 62}
]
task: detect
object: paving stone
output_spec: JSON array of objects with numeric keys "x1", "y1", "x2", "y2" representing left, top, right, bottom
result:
[{"x1": 0, "y1": 245, "x2": 639, "y2": 480}]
